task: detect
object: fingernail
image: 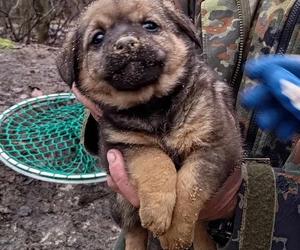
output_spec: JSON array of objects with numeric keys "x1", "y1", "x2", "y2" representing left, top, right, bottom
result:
[{"x1": 107, "y1": 151, "x2": 116, "y2": 163}]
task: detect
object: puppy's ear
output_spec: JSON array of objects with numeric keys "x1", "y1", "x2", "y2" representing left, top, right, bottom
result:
[
  {"x1": 164, "y1": 1, "x2": 202, "y2": 51},
  {"x1": 56, "y1": 28, "x2": 81, "y2": 87}
]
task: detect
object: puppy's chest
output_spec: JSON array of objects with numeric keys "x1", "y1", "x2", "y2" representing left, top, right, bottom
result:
[
  {"x1": 101, "y1": 82, "x2": 220, "y2": 166},
  {"x1": 104, "y1": 109, "x2": 168, "y2": 135},
  {"x1": 102, "y1": 108, "x2": 212, "y2": 169}
]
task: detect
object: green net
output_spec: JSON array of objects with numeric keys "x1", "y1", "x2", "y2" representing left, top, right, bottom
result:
[{"x1": 0, "y1": 93, "x2": 107, "y2": 184}]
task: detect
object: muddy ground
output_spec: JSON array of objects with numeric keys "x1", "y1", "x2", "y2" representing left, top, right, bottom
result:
[{"x1": 0, "y1": 44, "x2": 120, "y2": 250}]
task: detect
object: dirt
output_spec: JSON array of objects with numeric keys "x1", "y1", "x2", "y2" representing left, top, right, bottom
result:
[{"x1": 0, "y1": 44, "x2": 120, "y2": 250}]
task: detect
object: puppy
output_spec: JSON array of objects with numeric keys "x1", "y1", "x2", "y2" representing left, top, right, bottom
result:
[{"x1": 57, "y1": 0, "x2": 242, "y2": 249}]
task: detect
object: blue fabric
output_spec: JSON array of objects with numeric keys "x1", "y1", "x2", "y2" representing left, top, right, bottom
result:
[{"x1": 241, "y1": 55, "x2": 300, "y2": 140}]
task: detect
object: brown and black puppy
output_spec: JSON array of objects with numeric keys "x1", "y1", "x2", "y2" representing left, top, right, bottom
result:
[{"x1": 57, "y1": 0, "x2": 242, "y2": 249}]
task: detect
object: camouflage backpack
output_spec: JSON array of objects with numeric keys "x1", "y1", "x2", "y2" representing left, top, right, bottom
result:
[{"x1": 196, "y1": 0, "x2": 300, "y2": 168}]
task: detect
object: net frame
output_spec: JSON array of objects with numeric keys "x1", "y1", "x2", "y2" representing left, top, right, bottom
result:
[{"x1": 0, "y1": 93, "x2": 107, "y2": 184}]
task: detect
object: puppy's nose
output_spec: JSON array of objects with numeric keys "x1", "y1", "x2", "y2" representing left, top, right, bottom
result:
[{"x1": 113, "y1": 36, "x2": 140, "y2": 52}]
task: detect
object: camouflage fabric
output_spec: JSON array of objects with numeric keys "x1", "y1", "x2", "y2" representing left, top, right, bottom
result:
[
  {"x1": 283, "y1": 146, "x2": 300, "y2": 176},
  {"x1": 197, "y1": 0, "x2": 258, "y2": 90},
  {"x1": 235, "y1": 0, "x2": 300, "y2": 168},
  {"x1": 286, "y1": 11, "x2": 300, "y2": 55},
  {"x1": 199, "y1": 0, "x2": 241, "y2": 84},
  {"x1": 195, "y1": 0, "x2": 300, "y2": 169},
  {"x1": 222, "y1": 169, "x2": 300, "y2": 250}
]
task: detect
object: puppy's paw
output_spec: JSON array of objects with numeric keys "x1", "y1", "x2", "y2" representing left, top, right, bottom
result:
[
  {"x1": 139, "y1": 191, "x2": 176, "y2": 236},
  {"x1": 159, "y1": 222, "x2": 194, "y2": 250}
]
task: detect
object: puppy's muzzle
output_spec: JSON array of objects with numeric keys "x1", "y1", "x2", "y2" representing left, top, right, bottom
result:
[
  {"x1": 103, "y1": 33, "x2": 166, "y2": 91},
  {"x1": 113, "y1": 36, "x2": 140, "y2": 53}
]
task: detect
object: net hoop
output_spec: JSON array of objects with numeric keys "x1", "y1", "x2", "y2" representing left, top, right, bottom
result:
[{"x1": 0, "y1": 93, "x2": 107, "y2": 184}]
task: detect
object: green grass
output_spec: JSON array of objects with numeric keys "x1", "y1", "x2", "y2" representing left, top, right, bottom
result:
[{"x1": 0, "y1": 38, "x2": 14, "y2": 49}]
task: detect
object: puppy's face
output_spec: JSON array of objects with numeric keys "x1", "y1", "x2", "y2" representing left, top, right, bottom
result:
[{"x1": 57, "y1": 0, "x2": 201, "y2": 109}]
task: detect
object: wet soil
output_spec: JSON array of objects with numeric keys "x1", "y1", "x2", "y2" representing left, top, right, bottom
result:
[{"x1": 0, "y1": 44, "x2": 120, "y2": 250}]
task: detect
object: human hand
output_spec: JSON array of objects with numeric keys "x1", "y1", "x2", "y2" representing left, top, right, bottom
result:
[
  {"x1": 106, "y1": 150, "x2": 140, "y2": 207},
  {"x1": 241, "y1": 55, "x2": 300, "y2": 139},
  {"x1": 198, "y1": 168, "x2": 242, "y2": 221},
  {"x1": 71, "y1": 84, "x2": 102, "y2": 121},
  {"x1": 106, "y1": 149, "x2": 242, "y2": 220}
]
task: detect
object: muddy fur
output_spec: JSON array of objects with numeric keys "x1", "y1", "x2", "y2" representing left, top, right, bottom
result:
[{"x1": 57, "y1": 0, "x2": 242, "y2": 249}]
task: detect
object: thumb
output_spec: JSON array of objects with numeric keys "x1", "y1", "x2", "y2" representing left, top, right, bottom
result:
[{"x1": 107, "y1": 150, "x2": 140, "y2": 207}]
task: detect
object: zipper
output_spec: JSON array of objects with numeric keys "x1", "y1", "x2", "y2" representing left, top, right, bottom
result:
[
  {"x1": 277, "y1": 0, "x2": 300, "y2": 54},
  {"x1": 230, "y1": 0, "x2": 245, "y2": 99}
]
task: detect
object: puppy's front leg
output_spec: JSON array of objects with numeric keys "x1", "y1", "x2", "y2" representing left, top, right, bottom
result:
[
  {"x1": 126, "y1": 147, "x2": 177, "y2": 236},
  {"x1": 125, "y1": 226, "x2": 148, "y2": 250},
  {"x1": 160, "y1": 153, "x2": 218, "y2": 250}
]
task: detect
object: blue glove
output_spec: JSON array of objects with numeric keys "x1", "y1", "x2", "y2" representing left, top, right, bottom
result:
[{"x1": 241, "y1": 55, "x2": 300, "y2": 140}]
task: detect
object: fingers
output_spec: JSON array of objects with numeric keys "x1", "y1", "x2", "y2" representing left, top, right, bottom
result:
[
  {"x1": 245, "y1": 55, "x2": 300, "y2": 80},
  {"x1": 277, "y1": 78, "x2": 300, "y2": 120},
  {"x1": 242, "y1": 85, "x2": 300, "y2": 139},
  {"x1": 245, "y1": 58, "x2": 300, "y2": 120},
  {"x1": 72, "y1": 83, "x2": 138, "y2": 206},
  {"x1": 241, "y1": 84, "x2": 273, "y2": 109},
  {"x1": 106, "y1": 176, "x2": 120, "y2": 193},
  {"x1": 254, "y1": 98, "x2": 300, "y2": 140},
  {"x1": 254, "y1": 102, "x2": 285, "y2": 131},
  {"x1": 71, "y1": 84, "x2": 102, "y2": 120},
  {"x1": 198, "y1": 168, "x2": 242, "y2": 221},
  {"x1": 242, "y1": 56, "x2": 300, "y2": 139},
  {"x1": 107, "y1": 150, "x2": 140, "y2": 208}
]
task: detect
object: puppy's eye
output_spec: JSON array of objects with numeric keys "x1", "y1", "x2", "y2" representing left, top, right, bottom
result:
[
  {"x1": 142, "y1": 21, "x2": 159, "y2": 32},
  {"x1": 91, "y1": 31, "x2": 105, "y2": 45}
]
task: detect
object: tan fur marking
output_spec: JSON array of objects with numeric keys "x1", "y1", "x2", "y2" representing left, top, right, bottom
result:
[
  {"x1": 80, "y1": 32, "x2": 188, "y2": 109},
  {"x1": 125, "y1": 147, "x2": 177, "y2": 236},
  {"x1": 125, "y1": 226, "x2": 148, "y2": 250},
  {"x1": 80, "y1": 76, "x2": 156, "y2": 109},
  {"x1": 160, "y1": 154, "x2": 211, "y2": 250},
  {"x1": 166, "y1": 121, "x2": 213, "y2": 154},
  {"x1": 82, "y1": 1, "x2": 116, "y2": 28},
  {"x1": 165, "y1": 98, "x2": 214, "y2": 154},
  {"x1": 78, "y1": 0, "x2": 188, "y2": 109},
  {"x1": 193, "y1": 221, "x2": 217, "y2": 250},
  {"x1": 107, "y1": 130, "x2": 160, "y2": 147},
  {"x1": 82, "y1": 0, "x2": 161, "y2": 30},
  {"x1": 154, "y1": 33, "x2": 188, "y2": 97}
]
